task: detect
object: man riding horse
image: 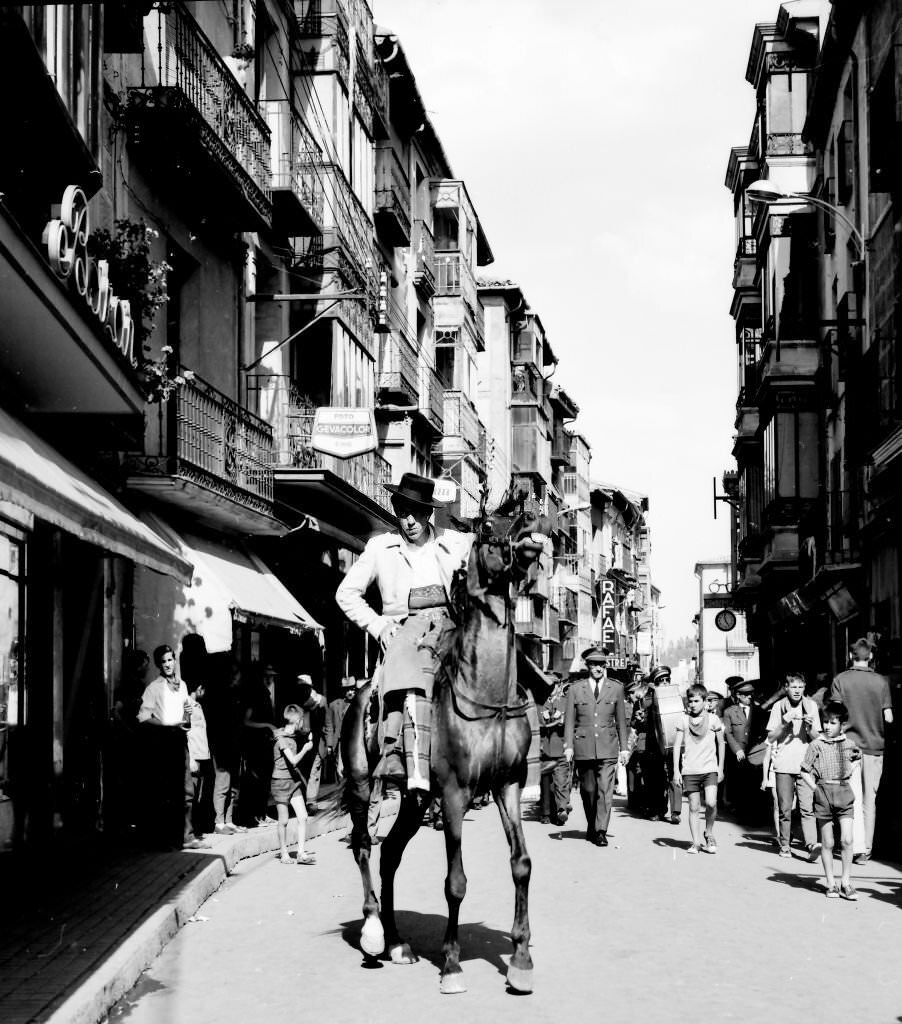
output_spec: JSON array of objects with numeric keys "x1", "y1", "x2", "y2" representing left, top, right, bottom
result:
[{"x1": 336, "y1": 472, "x2": 552, "y2": 833}]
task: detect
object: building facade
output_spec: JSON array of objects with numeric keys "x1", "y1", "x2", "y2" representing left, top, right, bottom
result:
[
  {"x1": 693, "y1": 559, "x2": 760, "y2": 696},
  {"x1": 725, "y1": 1, "x2": 902, "y2": 684}
]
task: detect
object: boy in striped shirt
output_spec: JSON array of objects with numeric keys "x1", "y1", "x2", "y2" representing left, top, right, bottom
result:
[{"x1": 800, "y1": 701, "x2": 861, "y2": 900}]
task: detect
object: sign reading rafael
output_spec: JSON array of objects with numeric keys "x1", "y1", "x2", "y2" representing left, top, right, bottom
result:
[{"x1": 310, "y1": 407, "x2": 378, "y2": 459}]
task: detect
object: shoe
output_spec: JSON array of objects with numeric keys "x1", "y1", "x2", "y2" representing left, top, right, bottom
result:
[
  {"x1": 593, "y1": 833, "x2": 608, "y2": 847},
  {"x1": 539, "y1": 815, "x2": 550, "y2": 824},
  {"x1": 555, "y1": 811, "x2": 569, "y2": 826},
  {"x1": 255, "y1": 816, "x2": 277, "y2": 827},
  {"x1": 670, "y1": 814, "x2": 681, "y2": 826},
  {"x1": 230, "y1": 823, "x2": 248, "y2": 833},
  {"x1": 687, "y1": 844, "x2": 700, "y2": 855},
  {"x1": 779, "y1": 847, "x2": 792, "y2": 859},
  {"x1": 214, "y1": 823, "x2": 237, "y2": 835},
  {"x1": 296, "y1": 852, "x2": 316, "y2": 866},
  {"x1": 853, "y1": 852, "x2": 870, "y2": 866},
  {"x1": 840, "y1": 883, "x2": 858, "y2": 901},
  {"x1": 182, "y1": 838, "x2": 211, "y2": 850},
  {"x1": 825, "y1": 885, "x2": 840, "y2": 899},
  {"x1": 808, "y1": 842, "x2": 822, "y2": 863},
  {"x1": 704, "y1": 835, "x2": 718, "y2": 854}
]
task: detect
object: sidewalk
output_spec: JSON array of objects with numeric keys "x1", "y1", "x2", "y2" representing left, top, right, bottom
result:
[{"x1": 0, "y1": 795, "x2": 348, "y2": 1024}]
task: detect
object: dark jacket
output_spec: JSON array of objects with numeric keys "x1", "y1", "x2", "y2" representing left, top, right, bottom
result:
[
  {"x1": 539, "y1": 683, "x2": 568, "y2": 759},
  {"x1": 722, "y1": 702, "x2": 753, "y2": 757},
  {"x1": 564, "y1": 676, "x2": 628, "y2": 761}
]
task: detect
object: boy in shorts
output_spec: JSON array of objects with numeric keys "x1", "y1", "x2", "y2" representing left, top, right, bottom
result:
[
  {"x1": 272, "y1": 704, "x2": 316, "y2": 865},
  {"x1": 673, "y1": 685, "x2": 725, "y2": 854},
  {"x1": 800, "y1": 700, "x2": 861, "y2": 900}
]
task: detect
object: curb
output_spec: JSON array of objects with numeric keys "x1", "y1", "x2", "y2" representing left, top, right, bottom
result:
[{"x1": 45, "y1": 807, "x2": 348, "y2": 1024}]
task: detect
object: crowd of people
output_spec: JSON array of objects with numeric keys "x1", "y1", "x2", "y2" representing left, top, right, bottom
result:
[
  {"x1": 537, "y1": 638, "x2": 895, "y2": 901},
  {"x1": 107, "y1": 636, "x2": 360, "y2": 859}
]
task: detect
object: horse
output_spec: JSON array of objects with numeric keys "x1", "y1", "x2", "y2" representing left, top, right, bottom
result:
[{"x1": 339, "y1": 502, "x2": 551, "y2": 994}]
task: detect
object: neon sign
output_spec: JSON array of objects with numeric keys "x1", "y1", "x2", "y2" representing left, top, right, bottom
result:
[{"x1": 43, "y1": 186, "x2": 137, "y2": 367}]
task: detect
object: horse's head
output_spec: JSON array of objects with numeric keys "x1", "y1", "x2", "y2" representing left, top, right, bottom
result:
[{"x1": 467, "y1": 505, "x2": 554, "y2": 598}]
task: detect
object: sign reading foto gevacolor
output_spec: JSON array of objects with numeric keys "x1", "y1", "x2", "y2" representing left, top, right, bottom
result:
[{"x1": 310, "y1": 407, "x2": 378, "y2": 459}]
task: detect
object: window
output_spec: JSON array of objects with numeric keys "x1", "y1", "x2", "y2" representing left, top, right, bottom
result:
[
  {"x1": 762, "y1": 406, "x2": 819, "y2": 507},
  {"x1": 332, "y1": 326, "x2": 373, "y2": 407},
  {"x1": 869, "y1": 49, "x2": 898, "y2": 193},
  {"x1": 434, "y1": 207, "x2": 459, "y2": 251},
  {"x1": 0, "y1": 517, "x2": 26, "y2": 804}
]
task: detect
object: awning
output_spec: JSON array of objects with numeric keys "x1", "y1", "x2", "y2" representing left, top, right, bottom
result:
[
  {"x1": 141, "y1": 513, "x2": 322, "y2": 652},
  {"x1": 0, "y1": 406, "x2": 192, "y2": 582}
]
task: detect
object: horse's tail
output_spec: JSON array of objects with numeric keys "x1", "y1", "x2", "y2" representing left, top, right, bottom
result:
[{"x1": 339, "y1": 683, "x2": 374, "y2": 847}]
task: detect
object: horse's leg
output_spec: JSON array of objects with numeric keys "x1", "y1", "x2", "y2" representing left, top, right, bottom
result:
[
  {"x1": 494, "y1": 780, "x2": 534, "y2": 993},
  {"x1": 439, "y1": 780, "x2": 470, "y2": 994},
  {"x1": 379, "y1": 788, "x2": 428, "y2": 964},
  {"x1": 341, "y1": 692, "x2": 383, "y2": 958}
]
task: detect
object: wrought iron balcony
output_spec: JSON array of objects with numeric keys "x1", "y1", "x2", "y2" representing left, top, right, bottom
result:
[
  {"x1": 435, "y1": 253, "x2": 485, "y2": 344},
  {"x1": 127, "y1": 369, "x2": 274, "y2": 520},
  {"x1": 296, "y1": 0, "x2": 350, "y2": 82},
  {"x1": 441, "y1": 389, "x2": 481, "y2": 450},
  {"x1": 354, "y1": 47, "x2": 388, "y2": 137},
  {"x1": 417, "y1": 363, "x2": 444, "y2": 434},
  {"x1": 412, "y1": 220, "x2": 436, "y2": 298},
  {"x1": 259, "y1": 100, "x2": 324, "y2": 235},
  {"x1": 378, "y1": 328, "x2": 419, "y2": 405},
  {"x1": 282, "y1": 404, "x2": 392, "y2": 512},
  {"x1": 128, "y1": 3, "x2": 272, "y2": 230},
  {"x1": 374, "y1": 141, "x2": 411, "y2": 247}
]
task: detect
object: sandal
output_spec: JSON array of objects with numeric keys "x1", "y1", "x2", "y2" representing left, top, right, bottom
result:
[
  {"x1": 840, "y1": 883, "x2": 858, "y2": 901},
  {"x1": 825, "y1": 885, "x2": 840, "y2": 899},
  {"x1": 279, "y1": 853, "x2": 293, "y2": 865},
  {"x1": 296, "y1": 852, "x2": 316, "y2": 865}
]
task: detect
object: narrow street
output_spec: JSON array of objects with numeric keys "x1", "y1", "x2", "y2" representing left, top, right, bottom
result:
[{"x1": 111, "y1": 797, "x2": 902, "y2": 1024}]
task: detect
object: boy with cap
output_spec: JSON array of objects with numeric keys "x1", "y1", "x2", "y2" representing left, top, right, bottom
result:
[{"x1": 564, "y1": 647, "x2": 630, "y2": 846}]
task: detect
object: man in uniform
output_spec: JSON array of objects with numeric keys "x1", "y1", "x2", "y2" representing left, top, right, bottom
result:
[
  {"x1": 722, "y1": 676, "x2": 763, "y2": 820},
  {"x1": 644, "y1": 664, "x2": 683, "y2": 824},
  {"x1": 335, "y1": 473, "x2": 472, "y2": 822},
  {"x1": 563, "y1": 647, "x2": 630, "y2": 846},
  {"x1": 324, "y1": 676, "x2": 357, "y2": 782}
]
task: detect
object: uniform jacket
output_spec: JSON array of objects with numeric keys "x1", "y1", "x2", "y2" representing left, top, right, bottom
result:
[
  {"x1": 335, "y1": 527, "x2": 473, "y2": 640},
  {"x1": 564, "y1": 675, "x2": 628, "y2": 761},
  {"x1": 722, "y1": 702, "x2": 756, "y2": 757}
]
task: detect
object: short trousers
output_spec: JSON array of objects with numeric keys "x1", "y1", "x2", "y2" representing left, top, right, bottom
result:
[
  {"x1": 813, "y1": 780, "x2": 854, "y2": 824},
  {"x1": 682, "y1": 771, "x2": 718, "y2": 794},
  {"x1": 271, "y1": 777, "x2": 304, "y2": 805}
]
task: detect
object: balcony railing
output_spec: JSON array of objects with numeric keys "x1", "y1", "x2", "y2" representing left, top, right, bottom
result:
[
  {"x1": 297, "y1": 0, "x2": 350, "y2": 81},
  {"x1": 354, "y1": 48, "x2": 388, "y2": 134},
  {"x1": 284, "y1": 406, "x2": 392, "y2": 512},
  {"x1": 766, "y1": 132, "x2": 807, "y2": 156},
  {"x1": 374, "y1": 141, "x2": 411, "y2": 246},
  {"x1": 442, "y1": 389, "x2": 481, "y2": 449},
  {"x1": 259, "y1": 100, "x2": 324, "y2": 234},
  {"x1": 417, "y1": 363, "x2": 444, "y2": 433},
  {"x1": 413, "y1": 220, "x2": 436, "y2": 297},
  {"x1": 435, "y1": 252, "x2": 485, "y2": 342},
  {"x1": 130, "y1": 3, "x2": 272, "y2": 227},
  {"x1": 378, "y1": 328, "x2": 419, "y2": 404},
  {"x1": 131, "y1": 369, "x2": 274, "y2": 512},
  {"x1": 319, "y1": 161, "x2": 374, "y2": 286},
  {"x1": 553, "y1": 585, "x2": 579, "y2": 626}
]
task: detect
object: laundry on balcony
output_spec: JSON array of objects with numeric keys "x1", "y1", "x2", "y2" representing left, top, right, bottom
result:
[
  {"x1": 135, "y1": 513, "x2": 322, "y2": 654},
  {"x1": 0, "y1": 406, "x2": 191, "y2": 583}
]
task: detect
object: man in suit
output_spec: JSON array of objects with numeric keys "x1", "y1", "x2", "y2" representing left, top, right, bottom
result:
[
  {"x1": 722, "y1": 676, "x2": 763, "y2": 821},
  {"x1": 539, "y1": 672, "x2": 571, "y2": 825},
  {"x1": 564, "y1": 647, "x2": 630, "y2": 846}
]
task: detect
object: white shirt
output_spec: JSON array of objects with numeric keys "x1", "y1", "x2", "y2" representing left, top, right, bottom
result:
[
  {"x1": 138, "y1": 675, "x2": 189, "y2": 726},
  {"x1": 402, "y1": 532, "x2": 444, "y2": 588}
]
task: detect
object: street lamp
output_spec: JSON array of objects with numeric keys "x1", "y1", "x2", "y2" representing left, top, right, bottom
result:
[{"x1": 745, "y1": 178, "x2": 865, "y2": 260}]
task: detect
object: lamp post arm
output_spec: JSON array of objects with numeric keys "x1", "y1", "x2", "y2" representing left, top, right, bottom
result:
[{"x1": 786, "y1": 193, "x2": 865, "y2": 259}]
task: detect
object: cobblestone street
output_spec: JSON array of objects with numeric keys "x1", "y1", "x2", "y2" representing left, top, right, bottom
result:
[{"x1": 111, "y1": 796, "x2": 902, "y2": 1024}]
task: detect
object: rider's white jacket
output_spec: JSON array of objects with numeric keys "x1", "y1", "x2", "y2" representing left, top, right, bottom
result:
[{"x1": 335, "y1": 527, "x2": 473, "y2": 640}]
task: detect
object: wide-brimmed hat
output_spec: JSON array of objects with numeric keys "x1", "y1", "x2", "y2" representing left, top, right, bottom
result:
[
  {"x1": 729, "y1": 676, "x2": 757, "y2": 695},
  {"x1": 582, "y1": 646, "x2": 609, "y2": 665},
  {"x1": 384, "y1": 472, "x2": 443, "y2": 509}
]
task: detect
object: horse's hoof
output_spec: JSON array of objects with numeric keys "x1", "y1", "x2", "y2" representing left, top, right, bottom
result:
[
  {"x1": 440, "y1": 971, "x2": 467, "y2": 994},
  {"x1": 360, "y1": 918, "x2": 385, "y2": 957},
  {"x1": 506, "y1": 965, "x2": 534, "y2": 994},
  {"x1": 388, "y1": 942, "x2": 419, "y2": 965}
]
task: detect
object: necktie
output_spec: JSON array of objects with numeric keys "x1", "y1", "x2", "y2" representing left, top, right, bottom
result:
[{"x1": 594, "y1": 682, "x2": 600, "y2": 700}]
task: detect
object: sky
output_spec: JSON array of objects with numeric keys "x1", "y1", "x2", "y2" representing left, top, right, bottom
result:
[{"x1": 376, "y1": 0, "x2": 783, "y2": 643}]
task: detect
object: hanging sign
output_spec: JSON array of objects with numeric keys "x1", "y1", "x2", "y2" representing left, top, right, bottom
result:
[
  {"x1": 601, "y1": 579, "x2": 617, "y2": 648},
  {"x1": 310, "y1": 407, "x2": 378, "y2": 458},
  {"x1": 432, "y1": 477, "x2": 458, "y2": 503}
]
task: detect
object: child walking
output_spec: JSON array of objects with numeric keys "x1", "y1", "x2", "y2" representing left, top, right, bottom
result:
[
  {"x1": 272, "y1": 704, "x2": 316, "y2": 865},
  {"x1": 800, "y1": 700, "x2": 861, "y2": 900},
  {"x1": 673, "y1": 685, "x2": 725, "y2": 854}
]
